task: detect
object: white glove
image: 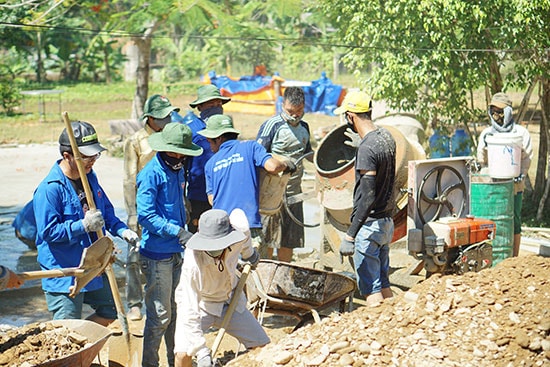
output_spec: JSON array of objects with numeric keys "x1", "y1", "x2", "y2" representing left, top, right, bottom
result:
[
  {"x1": 229, "y1": 208, "x2": 249, "y2": 233},
  {"x1": 121, "y1": 229, "x2": 139, "y2": 245},
  {"x1": 82, "y1": 209, "x2": 105, "y2": 233},
  {"x1": 197, "y1": 354, "x2": 213, "y2": 367},
  {"x1": 177, "y1": 228, "x2": 193, "y2": 246},
  {"x1": 344, "y1": 127, "x2": 361, "y2": 148}
]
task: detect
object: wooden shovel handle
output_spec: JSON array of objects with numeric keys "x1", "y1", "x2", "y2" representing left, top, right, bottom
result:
[
  {"x1": 211, "y1": 263, "x2": 252, "y2": 358},
  {"x1": 19, "y1": 268, "x2": 85, "y2": 281},
  {"x1": 61, "y1": 112, "x2": 127, "y2": 329}
]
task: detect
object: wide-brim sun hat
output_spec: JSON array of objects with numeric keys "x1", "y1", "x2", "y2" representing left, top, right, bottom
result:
[
  {"x1": 197, "y1": 114, "x2": 240, "y2": 139},
  {"x1": 142, "y1": 94, "x2": 180, "y2": 119},
  {"x1": 189, "y1": 84, "x2": 231, "y2": 108},
  {"x1": 334, "y1": 91, "x2": 372, "y2": 114},
  {"x1": 490, "y1": 92, "x2": 512, "y2": 109},
  {"x1": 186, "y1": 209, "x2": 246, "y2": 251},
  {"x1": 59, "y1": 121, "x2": 107, "y2": 156},
  {"x1": 148, "y1": 122, "x2": 203, "y2": 156}
]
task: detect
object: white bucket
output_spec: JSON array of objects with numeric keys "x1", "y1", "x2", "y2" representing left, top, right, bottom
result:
[{"x1": 485, "y1": 132, "x2": 522, "y2": 179}]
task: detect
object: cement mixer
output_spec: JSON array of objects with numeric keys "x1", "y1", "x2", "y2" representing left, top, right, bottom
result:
[{"x1": 311, "y1": 117, "x2": 426, "y2": 273}]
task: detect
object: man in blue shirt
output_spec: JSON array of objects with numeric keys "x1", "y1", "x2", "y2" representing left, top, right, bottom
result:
[
  {"x1": 198, "y1": 114, "x2": 291, "y2": 258},
  {"x1": 33, "y1": 121, "x2": 138, "y2": 326},
  {"x1": 136, "y1": 122, "x2": 203, "y2": 367},
  {"x1": 172, "y1": 84, "x2": 231, "y2": 233}
]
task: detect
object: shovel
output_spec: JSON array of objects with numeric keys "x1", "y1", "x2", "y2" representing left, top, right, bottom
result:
[
  {"x1": 62, "y1": 112, "x2": 132, "y2": 348},
  {"x1": 18, "y1": 236, "x2": 113, "y2": 290},
  {"x1": 211, "y1": 263, "x2": 252, "y2": 359}
]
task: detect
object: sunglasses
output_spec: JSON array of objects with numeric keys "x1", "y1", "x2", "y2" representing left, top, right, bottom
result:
[{"x1": 80, "y1": 152, "x2": 101, "y2": 163}]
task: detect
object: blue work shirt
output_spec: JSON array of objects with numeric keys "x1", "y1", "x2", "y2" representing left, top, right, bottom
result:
[
  {"x1": 137, "y1": 154, "x2": 187, "y2": 257},
  {"x1": 172, "y1": 111, "x2": 214, "y2": 202},
  {"x1": 33, "y1": 161, "x2": 127, "y2": 293},
  {"x1": 205, "y1": 139, "x2": 272, "y2": 228}
]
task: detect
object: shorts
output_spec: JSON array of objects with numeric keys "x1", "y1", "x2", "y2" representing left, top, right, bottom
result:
[
  {"x1": 262, "y1": 206, "x2": 304, "y2": 250},
  {"x1": 45, "y1": 274, "x2": 116, "y2": 320},
  {"x1": 353, "y1": 218, "x2": 394, "y2": 296},
  {"x1": 514, "y1": 192, "x2": 523, "y2": 235}
]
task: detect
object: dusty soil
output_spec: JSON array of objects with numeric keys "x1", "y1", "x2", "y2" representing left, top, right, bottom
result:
[
  {"x1": 0, "y1": 322, "x2": 88, "y2": 366},
  {"x1": 228, "y1": 254, "x2": 550, "y2": 367}
]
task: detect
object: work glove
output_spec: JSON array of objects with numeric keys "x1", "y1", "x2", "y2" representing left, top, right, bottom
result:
[
  {"x1": 82, "y1": 209, "x2": 105, "y2": 233},
  {"x1": 344, "y1": 127, "x2": 361, "y2": 148},
  {"x1": 242, "y1": 248, "x2": 260, "y2": 269},
  {"x1": 339, "y1": 238, "x2": 355, "y2": 257},
  {"x1": 283, "y1": 159, "x2": 297, "y2": 174},
  {"x1": 177, "y1": 228, "x2": 193, "y2": 247},
  {"x1": 196, "y1": 354, "x2": 213, "y2": 367},
  {"x1": 121, "y1": 229, "x2": 139, "y2": 245}
]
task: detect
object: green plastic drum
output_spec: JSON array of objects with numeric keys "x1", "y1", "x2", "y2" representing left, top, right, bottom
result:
[{"x1": 470, "y1": 177, "x2": 514, "y2": 266}]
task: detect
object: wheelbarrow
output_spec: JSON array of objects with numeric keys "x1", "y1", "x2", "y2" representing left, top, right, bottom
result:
[
  {"x1": 246, "y1": 260, "x2": 356, "y2": 330},
  {"x1": 4, "y1": 319, "x2": 112, "y2": 367}
]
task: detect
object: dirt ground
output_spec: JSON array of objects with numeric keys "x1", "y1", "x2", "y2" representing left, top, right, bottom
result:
[{"x1": 0, "y1": 105, "x2": 547, "y2": 366}]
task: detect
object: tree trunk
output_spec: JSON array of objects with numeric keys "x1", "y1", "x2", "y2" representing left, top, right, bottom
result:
[
  {"x1": 36, "y1": 32, "x2": 44, "y2": 83},
  {"x1": 104, "y1": 44, "x2": 111, "y2": 84},
  {"x1": 535, "y1": 77, "x2": 549, "y2": 208},
  {"x1": 131, "y1": 22, "x2": 158, "y2": 121}
]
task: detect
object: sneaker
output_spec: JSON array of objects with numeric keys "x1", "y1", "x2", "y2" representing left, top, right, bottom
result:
[{"x1": 127, "y1": 306, "x2": 142, "y2": 321}]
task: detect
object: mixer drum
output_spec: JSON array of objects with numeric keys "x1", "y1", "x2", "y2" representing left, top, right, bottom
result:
[{"x1": 314, "y1": 123, "x2": 425, "y2": 271}]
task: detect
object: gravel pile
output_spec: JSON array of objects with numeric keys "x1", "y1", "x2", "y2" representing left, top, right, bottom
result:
[{"x1": 229, "y1": 255, "x2": 550, "y2": 367}]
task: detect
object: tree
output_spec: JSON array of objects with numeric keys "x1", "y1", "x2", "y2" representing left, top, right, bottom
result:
[{"x1": 316, "y1": 0, "x2": 550, "y2": 214}]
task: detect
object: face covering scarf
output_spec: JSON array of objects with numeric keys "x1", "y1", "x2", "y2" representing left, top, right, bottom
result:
[
  {"x1": 160, "y1": 152, "x2": 186, "y2": 171},
  {"x1": 200, "y1": 106, "x2": 224, "y2": 121},
  {"x1": 281, "y1": 110, "x2": 303, "y2": 126},
  {"x1": 488, "y1": 105, "x2": 514, "y2": 133}
]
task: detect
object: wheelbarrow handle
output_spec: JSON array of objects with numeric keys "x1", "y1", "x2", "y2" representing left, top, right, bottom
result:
[{"x1": 18, "y1": 268, "x2": 85, "y2": 281}]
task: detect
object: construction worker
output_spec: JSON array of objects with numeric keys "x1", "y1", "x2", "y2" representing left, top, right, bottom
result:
[
  {"x1": 334, "y1": 91, "x2": 396, "y2": 306},
  {"x1": 476, "y1": 92, "x2": 533, "y2": 257},
  {"x1": 256, "y1": 86, "x2": 312, "y2": 262},
  {"x1": 174, "y1": 209, "x2": 266, "y2": 367},
  {"x1": 198, "y1": 114, "x2": 293, "y2": 258},
  {"x1": 123, "y1": 94, "x2": 180, "y2": 321}
]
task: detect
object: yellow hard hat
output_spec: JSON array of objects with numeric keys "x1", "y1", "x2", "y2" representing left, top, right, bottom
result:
[{"x1": 334, "y1": 91, "x2": 372, "y2": 114}]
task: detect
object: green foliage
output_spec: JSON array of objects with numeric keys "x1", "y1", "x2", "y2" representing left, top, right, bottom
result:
[{"x1": 315, "y1": 0, "x2": 550, "y2": 133}]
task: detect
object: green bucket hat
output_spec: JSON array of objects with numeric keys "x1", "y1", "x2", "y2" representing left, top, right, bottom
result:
[
  {"x1": 197, "y1": 114, "x2": 240, "y2": 139},
  {"x1": 142, "y1": 94, "x2": 180, "y2": 119},
  {"x1": 189, "y1": 85, "x2": 231, "y2": 108},
  {"x1": 148, "y1": 123, "x2": 203, "y2": 156}
]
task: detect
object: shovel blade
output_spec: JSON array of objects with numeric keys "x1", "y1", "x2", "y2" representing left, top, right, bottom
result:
[{"x1": 70, "y1": 236, "x2": 114, "y2": 297}]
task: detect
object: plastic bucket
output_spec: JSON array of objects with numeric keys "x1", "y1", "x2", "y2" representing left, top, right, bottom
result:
[
  {"x1": 485, "y1": 133, "x2": 522, "y2": 179},
  {"x1": 470, "y1": 177, "x2": 514, "y2": 266},
  {"x1": 259, "y1": 169, "x2": 290, "y2": 215}
]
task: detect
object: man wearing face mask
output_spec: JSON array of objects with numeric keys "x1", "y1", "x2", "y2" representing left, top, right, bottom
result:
[
  {"x1": 173, "y1": 208, "x2": 266, "y2": 367},
  {"x1": 123, "y1": 94, "x2": 180, "y2": 322},
  {"x1": 136, "y1": 123, "x2": 203, "y2": 367},
  {"x1": 476, "y1": 92, "x2": 533, "y2": 257},
  {"x1": 180, "y1": 85, "x2": 231, "y2": 233},
  {"x1": 256, "y1": 87, "x2": 312, "y2": 262},
  {"x1": 334, "y1": 91, "x2": 396, "y2": 307}
]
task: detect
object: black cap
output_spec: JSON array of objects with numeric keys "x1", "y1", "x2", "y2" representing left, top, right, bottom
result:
[{"x1": 59, "y1": 121, "x2": 107, "y2": 156}]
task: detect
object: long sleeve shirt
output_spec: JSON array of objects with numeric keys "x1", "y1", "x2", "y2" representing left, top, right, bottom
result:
[
  {"x1": 123, "y1": 125, "x2": 156, "y2": 231},
  {"x1": 174, "y1": 213, "x2": 255, "y2": 356},
  {"x1": 33, "y1": 161, "x2": 127, "y2": 293}
]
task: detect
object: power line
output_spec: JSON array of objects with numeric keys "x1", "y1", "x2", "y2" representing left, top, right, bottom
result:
[{"x1": 0, "y1": 21, "x2": 543, "y2": 54}]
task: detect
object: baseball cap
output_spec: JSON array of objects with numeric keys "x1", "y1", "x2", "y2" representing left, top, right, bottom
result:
[
  {"x1": 333, "y1": 91, "x2": 372, "y2": 114},
  {"x1": 59, "y1": 121, "x2": 107, "y2": 156},
  {"x1": 148, "y1": 123, "x2": 203, "y2": 156},
  {"x1": 189, "y1": 85, "x2": 231, "y2": 108},
  {"x1": 186, "y1": 209, "x2": 246, "y2": 251},
  {"x1": 490, "y1": 92, "x2": 512, "y2": 109},
  {"x1": 142, "y1": 94, "x2": 180, "y2": 119},
  {"x1": 197, "y1": 114, "x2": 240, "y2": 139}
]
